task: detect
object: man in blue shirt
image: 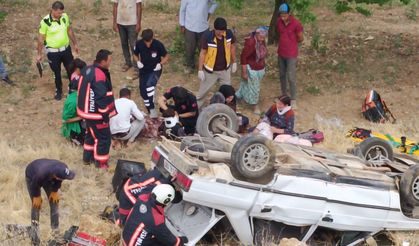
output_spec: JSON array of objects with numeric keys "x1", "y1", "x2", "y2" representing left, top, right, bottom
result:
[{"x1": 179, "y1": 0, "x2": 218, "y2": 71}]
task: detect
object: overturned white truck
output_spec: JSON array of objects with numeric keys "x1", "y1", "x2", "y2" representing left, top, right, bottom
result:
[{"x1": 152, "y1": 104, "x2": 419, "y2": 245}]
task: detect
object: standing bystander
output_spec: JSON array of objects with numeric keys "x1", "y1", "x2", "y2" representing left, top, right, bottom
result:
[
  {"x1": 276, "y1": 3, "x2": 303, "y2": 108},
  {"x1": 112, "y1": 0, "x2": 142, "y2": 72},
  {"x1": 179, "y1": 0, "x2": 218, "y2": 71}
]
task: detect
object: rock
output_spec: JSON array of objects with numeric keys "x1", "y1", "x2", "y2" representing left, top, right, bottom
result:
[
  {"x1": 7, "y1": 107, "x2": 14, "y2": 112},
  {"x1": 364, "y1": 35, "x2": 374, "y2": 41},
  {"x1": 332, "y1": 60, "x2": 339, "y2": 66}
]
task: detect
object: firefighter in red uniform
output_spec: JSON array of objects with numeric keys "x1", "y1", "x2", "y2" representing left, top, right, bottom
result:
[
  {"x1": 77, "y1": 49, "x2": 116, "y2": 169},
  {"x1": 122, "y1": 184, "x2": 187, "y2": 246},
  {"x1": 118, "y1": 168, "x2": 173, "y2": 226}
]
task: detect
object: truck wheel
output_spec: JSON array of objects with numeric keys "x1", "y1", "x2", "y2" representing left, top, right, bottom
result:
[
  {"x1": 196, "y1": 103, "x2": 239, "y2": 138},
  {"x1": 180, "y1": 136, "x2": 225, "y2": 152},
  {"x1": 231, "y1": 135, "x2": 275, "y2": 179},
  {"x1": 400, "y1": 164, "x2": 419, "y2": 216},
  {"x1": 355, "y1": 137, "x2": 393, "y2": 162}
]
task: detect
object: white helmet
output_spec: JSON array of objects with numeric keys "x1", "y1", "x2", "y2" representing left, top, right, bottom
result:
[{"x1": 152, "y1": 184, "x2": 175, "y2": 206}]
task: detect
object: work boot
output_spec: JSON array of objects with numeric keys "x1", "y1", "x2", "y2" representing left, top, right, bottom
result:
[
  {"x1": 149, "y1": 108, "x2": 158, "y2": 119},
  {"x1": 54, "y1": 91, "x2": 62, "y2": 101},
  {"x1": 2, "y1": 76, "x2": 14, "y2": 85}
]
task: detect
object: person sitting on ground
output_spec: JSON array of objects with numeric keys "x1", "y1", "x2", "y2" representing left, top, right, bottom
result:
[
  {"x1": 157, "y1": 86, "x2": 198, "y2": 135},
  {"x1": 210, "y1": 84, "x2": 249, "y2": 132},
  {"x1": 161, "y1": 108, "x2": 186, "y2": 139},
  {"x1": 61, "y1": 58, "x2": 86, "y2": 146},
  {"x1": 25, "y1": 159, "x2": 75, "y2": 245},
  {"x1": 110, "y1": 88, "x2": 146, "y2": 148},
  {"x1": 254, "y1": 95, "x2": 295, "y2": 139}
]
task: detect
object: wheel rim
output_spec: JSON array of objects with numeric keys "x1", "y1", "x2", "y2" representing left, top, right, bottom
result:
[
  {"x1": 412, "y1": 176, "x2": 419, "y2": 201},
  {"x1": 242, "y1": 143, "x2": 270, "y2": 172},
  {"x1": 207, "y1": 113, "x2": 233, "y2": 135},
  {"x1": 365, "y1": 145, "x2": 389, "y2": 163}
]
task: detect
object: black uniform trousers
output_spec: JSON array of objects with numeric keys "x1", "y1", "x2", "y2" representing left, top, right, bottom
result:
[{"x1": 46, "y1": 46, "x2": 73, "y2": 95}]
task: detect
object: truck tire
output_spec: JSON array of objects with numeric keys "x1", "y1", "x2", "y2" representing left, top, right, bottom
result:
[
  {"x1": 355, "y1": 137, "x2": 394, "y2": 161},
  {"x1": 231, "y1": 135, "x2": 275, "y2": 179},
  {"x1": 400, "y1": 164, "x2": 419, "y2": 216},
  {"x1": 180, "y1": 136, "x2": 225, "y2": 152},
  {"x1": 196, "y1": 103, "x2": 238, "y2": 138}
]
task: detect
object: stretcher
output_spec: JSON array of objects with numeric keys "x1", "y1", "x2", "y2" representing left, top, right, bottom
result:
[{"x1": 346, "y1": 127, "x2": 419, "y2": 156}]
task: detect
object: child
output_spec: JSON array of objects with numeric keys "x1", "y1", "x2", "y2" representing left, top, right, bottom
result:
[
  {"x1": 162, "y1": 108, "x2": 185, "y2": 139},
  {"x1": 61, "y1": 58, "x2": 87, "y2": 145}
]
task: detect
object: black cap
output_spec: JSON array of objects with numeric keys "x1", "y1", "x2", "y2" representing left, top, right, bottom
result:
[
  {"x1": 214, "y1": 17, "x2": 227, "y2": 31},
  {"x1": 56, "y1": 167, "x2": 75, "y2": 180}
]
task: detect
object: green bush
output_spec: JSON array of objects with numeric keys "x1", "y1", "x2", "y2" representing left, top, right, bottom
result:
[
  {"x1": 355, "y1": 5, "x2": 372, "y2": 16},
  {"x1": 0, "y1": 11, "x2": 7, "y2": 23},
  {"x1": 291, "y1": 0, "x2": 317, "y2": 23},
  {"x1": 335, "y1": 1, "x2": 353, "y2": 14}
]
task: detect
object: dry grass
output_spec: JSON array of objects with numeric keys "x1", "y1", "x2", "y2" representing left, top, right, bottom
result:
[{"x1": 0, "y1": 0, "x2": 418, "y2": 245}]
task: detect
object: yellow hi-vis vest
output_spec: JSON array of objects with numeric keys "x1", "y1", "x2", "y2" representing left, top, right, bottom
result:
[{"x1": 204, "y1": 30, "x2": 234, "y2": 72}]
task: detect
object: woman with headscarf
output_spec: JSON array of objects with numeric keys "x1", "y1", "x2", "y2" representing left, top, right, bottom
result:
[
  {"x1": 210, "y1": 84, "x2": 249, "y2": 132},
  {"x1": 235, "y1": 26, "x2": 268, "y2": 114}
]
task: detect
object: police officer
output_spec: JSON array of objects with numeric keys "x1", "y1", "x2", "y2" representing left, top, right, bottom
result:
[
  {"x1": 77, "y1": 49, "x2": 116, "y2": 169},
  {"x1": 118, "y1": 168, "x2": 172, "y2": 226},
  {"x1": 158, "y1": 86, "x2": 199, "y2": 134},
  {"x1": 37, "y1": 1, "x2": 79, "y2": 101},
  {"x1": 25, "y1": 159, "x2": 75, "y2": 245},
  {"x1": 122, "y1": 184, "x2": 188, "y2": 246}
]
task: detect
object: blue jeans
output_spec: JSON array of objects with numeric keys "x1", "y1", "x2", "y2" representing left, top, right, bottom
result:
[{"x1": 0, "y1": 55, "x2": 7, "y2": 79}]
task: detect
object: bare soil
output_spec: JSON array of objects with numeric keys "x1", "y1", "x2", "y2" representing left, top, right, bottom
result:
[{"x1": 0, "y1": 0, "x2": 418, "y2": 245}]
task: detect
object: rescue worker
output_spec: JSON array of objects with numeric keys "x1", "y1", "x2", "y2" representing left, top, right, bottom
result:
[
  {"x1": 122, "y1": 184, "x2": 188, "y2": 246},
  {"x1": 25, "y1": 159, "x2": 75, "y2": 246},
  {"x1": 118, "y1": 168, "x2": 172, "y2": 226},
  {"x1": 77, "y1": 49, "x2": 117, "y2": 169},
  {"x1": 36, "y1": 1, "x2": 79, "y2": 101},
  {"x1": 133, "y1": 29, "x2": 169, "y2": 118},
  {"x1": 157, "y1": 86, "x2": 198, "y2": 135},
  {"x1": 197, "y1": 17, "x2": 237, "y2": 107}
]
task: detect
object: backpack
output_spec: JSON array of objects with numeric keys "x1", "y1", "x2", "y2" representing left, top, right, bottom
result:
[{"x1": 361, "y1": 90, "x2": 395, "y2": 123}]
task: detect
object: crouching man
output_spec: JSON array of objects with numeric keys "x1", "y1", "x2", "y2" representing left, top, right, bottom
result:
[
  {"x1": 25, "y1": 159, "x2": 75, "y2": 245},
  {"x1": 110, "y1": 88, "x2": 146, "y2": 148},
  {"x1": 122, "y1": 184, "x2": 188, "y2": 246}
]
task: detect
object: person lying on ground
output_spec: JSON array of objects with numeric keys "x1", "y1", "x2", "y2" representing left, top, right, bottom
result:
[
  {"x1": 161, "y1": 108, "x2": 186, "y2": 139},
  {"x1": 118, "y1": 168, "x2": 180, "y2": 227},
  {"x1": 110, "y1": 88, "x2": 146, "y2": 148},
  {"x1": 25, "y1": 159, "x2": 75, "y2": 246},
  {"x1": 61, "y1": 58, "x2": 86, "y2": 146},
  {"x1": 210, "y1": 84, "x2": 249, "y2": 132},
  {"x1": 253, "y1": 95, "x2": 295, "y2": 139},
  {"x1": 122, "y1": 184, "x2": 187, "y2": 246},
  {"x1": 157, "y1": 86, "x2": 198, "y2": 135}
]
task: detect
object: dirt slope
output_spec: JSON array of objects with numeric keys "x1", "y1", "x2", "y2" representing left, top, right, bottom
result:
[{"x1": 0, "y1": 0, "x2": 418, "y2": 245}]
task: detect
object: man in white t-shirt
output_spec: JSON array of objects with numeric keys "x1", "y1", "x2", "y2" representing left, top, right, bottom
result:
[
  {"x1": 112, "y1": 0, "x2": 142, "y2": 72},
  {"x1": 110, "y1": 88, "x2": 146, "y2": 147}
]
